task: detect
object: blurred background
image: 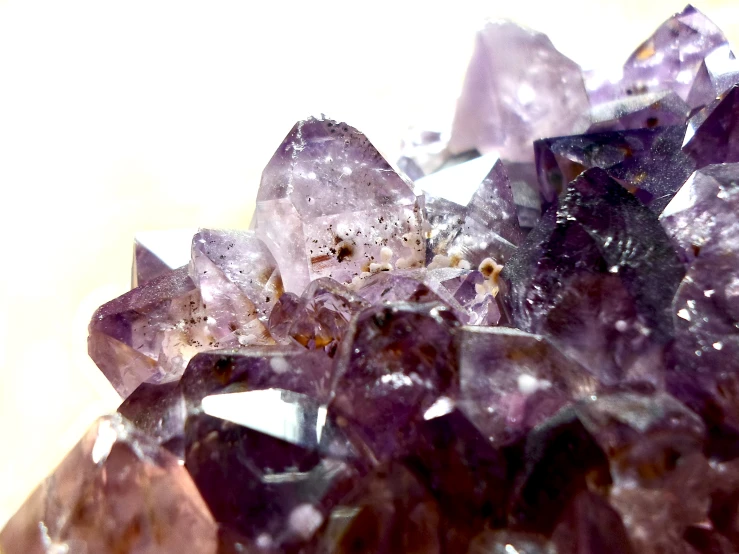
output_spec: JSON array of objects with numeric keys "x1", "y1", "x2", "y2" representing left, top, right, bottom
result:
[{"x1": 0, "y1": 0, "x2": 737, "y2": 526}]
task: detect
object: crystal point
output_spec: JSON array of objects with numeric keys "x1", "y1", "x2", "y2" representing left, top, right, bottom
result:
[
  {"x1": 0, "y1": 416, "x2": 217, "y2": 554},
  {"x1": 449, "y1": 21, "x2": 590, "y2": 162},
  {"x1": 256, "y1": 117, "x2": 425, "y2": 293}
]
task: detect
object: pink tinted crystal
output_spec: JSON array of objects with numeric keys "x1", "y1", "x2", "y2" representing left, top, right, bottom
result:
[{"x1": 0, "y1": 415, "x2": 217, "y2": 554}]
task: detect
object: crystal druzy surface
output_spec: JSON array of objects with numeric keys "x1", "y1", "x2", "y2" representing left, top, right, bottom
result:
[{"x1": 8, "y1": 5, "x2": 739, "y2": 554}]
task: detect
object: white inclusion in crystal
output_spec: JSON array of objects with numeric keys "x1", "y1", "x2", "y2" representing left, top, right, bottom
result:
[
  {"x1": 289, "y1": 504, "x2": 324, "y2": 540},
  {"x1": 677, "y1": 308, "x2": 692, "y2": 321},
  {"x1": 380, "y1": 373, "x2": 414, "y2": 388},
  {"x1": 423, "y1": 396, "x2": 455, "y2": 420},
  {"x1": 380, "y1": 246, "x2": 393, "y2": 263},
  {"x1": 91, "y1": 419, "x2": 119, "y2": 464},
  {"x1": 615, "y1": 320, "x2": 629, "y2": 332},
  {"x1": 270, "y1": 356, "x2": 291, "y2": 374},
  {"x1": 342, "y1": 166, "x2": 352, "y2": 175},
  {"x1": 307, "y1": 171, "x2": 317, "y2": 180},
  {"x1": 705, "y1": 289, "x2": 716, "y2": 297},
  {"x1": 714, "y1": 342, "x2": 724, "y2": 350},
  {"x1": 256, "y1": 534, "x2": 273, "y2": 548},
  {"x1": 517, "y1": 374, "x2": 552, "y2": 395},
  {"x1": 505, "y1": 544, "x2": 521, "y2": 554}
]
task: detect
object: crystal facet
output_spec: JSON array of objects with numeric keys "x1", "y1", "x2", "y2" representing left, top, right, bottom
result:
[
  {"x1": 449, "y1": 20, "x2": 590, "y2": 163},
  {"x1": 256, "y1": 117, "x2": 425, "y2": 294},
  {"x1": 0, "y1": 416, "x2": 217, "y2": 554}
]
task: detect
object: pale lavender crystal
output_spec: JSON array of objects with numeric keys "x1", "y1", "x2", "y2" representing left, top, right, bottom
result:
[
  {"x1": 397, "y1": 127, "x2": 451, "y2": 178},
  {"x1": 448, "y1": 20, "x2": 590, "y2": 163},
  {"x1": 266, "y1": 277, "x2": 369, "y2": 354},
  {"x1": 586, "y1": 5, "x2": 730, "y2": 105},
  {"x1": 660, "y1": 162, "x2": 739, "y2": 259},
  {"x1": 0, "y1": 415, "x2": 217, "y2": 554},
  {"x1": 89, "y1": 266, "x2": 209, "y2": 397},
  {"x1": 132, "y1": 229, "x2": 196, "y2": 288},
  {"x1": 587, "y1": 91, "x2": 690, "y2": 133},
  {"x1": 503, "y1": 168, "x2": 685, "y2": 385},
  {"x1": 420, "y1": 156, "x2": 523, "y2": 265},
  {"x1": 256, "y1": 117, "x2": 425, "y2": 294},
  {"x1": 683, "y1": 85, "x2": 739, "y2": 168},
  {"x1": 134, "y1": 239, "x2": 172, "y2": 288},
  {"x1": 457, "y1": 327, "x2": 597, "y2": 446},
  {"x1": 535, "y1": 125, "x2": 695, "y2": 212},
  {"x1": 190, "y1": 229, "x2": 282, "y2": 324}
]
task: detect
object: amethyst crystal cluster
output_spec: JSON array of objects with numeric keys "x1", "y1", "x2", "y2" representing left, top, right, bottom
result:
[{"x1": 6, "y1": 5, "x2": 739, "y2": 554}]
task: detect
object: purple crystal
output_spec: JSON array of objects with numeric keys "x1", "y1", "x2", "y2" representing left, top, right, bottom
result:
[
  {"x1": 190, "y1": 228, "x2": 282, "y2": 324},
  {"x1": 0, "y1": 416, "x2": 217, "y2": 554},
  {"x1": 683, "y1": 85, "x2": 739, "y2": 168},
  {"x1": 180, "y1": 349, "x2": 358, "y2": 548},
  {"x1": 330, "y1": 303, "x2": 460, "y2": 459},
  {"x1": 266, "y1": 277, "x2": 369, "y2": 354},
  {"x1": 587, "y1": 6, "x2": 730, "y2": 105},
  {"x1": 503, "y1": 168, "x2": 685, "y2": 385},
  {"x1": 457, "y1": 327, "x2": 597, "y2": 446},
  {"x1": 551, "y1": 491, "x2": 634, "y2": 554},
  {"x1": 132, "y1": 229, "x2": 195, "y2": 288},
  {"x1": 118, "y1": 380, "x2": 185, "y2": 457},
  {"x1": 316, "y1": 463, "x2": 441, "y2": 553},
  {"x1": 88, "y1": 266, "x2": 207, "y2": 397},
  {"x1": 576, "y1": 391, "x2": 711, "y2": 553},
  {"x1": 256, "y1": 117, "x2": 425, "y2": 294},
  {"x1": 508, "y1": 407, "x2": 611, "y2": 534},
  {"x1": 587, "y1": 91, "x2": 690, "y2": 133},
  {"x1": 660, "y1": 163, "x2": 739, "y2": 259},
  {"x1": 134, "y1": 238, "x2": 172, "y2": 288},
  {"x1": 420, "y1": 156, "x2": 523, "y2": 266},
  {"x1": 449, "y1": 20, "x2": 590, "y2": 162},
  {"x1": 535, "y1": 125, "x2": 695, "y2": 212},
  {"x1": 405, "y1": 405, "x2": 509, "y2": 538}
]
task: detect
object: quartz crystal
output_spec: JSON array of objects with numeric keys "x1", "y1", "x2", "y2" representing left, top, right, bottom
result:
[
  {"x1": 449, "y1": 21, "x2": 590, "y2": 162},
  {"x1": 586, "y1": 5, "x2": 731, "y2": 106},
  {"x1": 420, "y1": 156, "x2": 523, "y2": 265},
  {"x1": 535, "y1": 125, "x2": 695, "y2": 212},
  {"x1": 503, "y1": 168, "x2": 685, "y2": 385},
  {"x1": 683, "y1": 85, "x2": 739, "y2": 168},
  {"x1": 11, "y1": 8, "x2": 739, "y2": 553},
  {"x1": 0, "y1": 415, "x2": 217, "y2": 554},
  {"x1": 256, "y1": 117, "x2": 425, "y2": 294}
]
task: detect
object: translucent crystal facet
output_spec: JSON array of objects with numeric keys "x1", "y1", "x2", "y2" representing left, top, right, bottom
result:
[
  {"x1": 0, "y1": 416, "x2": 217, "y2": 554},
  {"x1": 256, "y1": 117, "x2": 425, "y2": 294}
]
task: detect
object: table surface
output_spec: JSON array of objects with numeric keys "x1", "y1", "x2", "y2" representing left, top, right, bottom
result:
[{"x1": 1, "y1": 0, "x2": 737, "y2": 526}]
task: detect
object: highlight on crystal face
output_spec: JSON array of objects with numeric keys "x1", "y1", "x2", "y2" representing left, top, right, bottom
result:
[{"x1": 6, "y1": 4, "x2": 739, "y2": 553}]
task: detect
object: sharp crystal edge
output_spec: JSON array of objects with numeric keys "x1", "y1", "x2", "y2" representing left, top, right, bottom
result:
[{"x1": 6, "y1": 5, "x2": 739, "y2": 553}]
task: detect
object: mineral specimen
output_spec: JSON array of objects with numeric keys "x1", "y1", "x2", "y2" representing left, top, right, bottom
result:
[
  {"x1": 448, "y1": 20, "x2": 590, "y2": 162},
  {"x1": 7, "y1": 5, "x2": 739, "y2": 554},
  {"x1": 0, "y1": 416, "x2": 217, "y2": 554}
]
